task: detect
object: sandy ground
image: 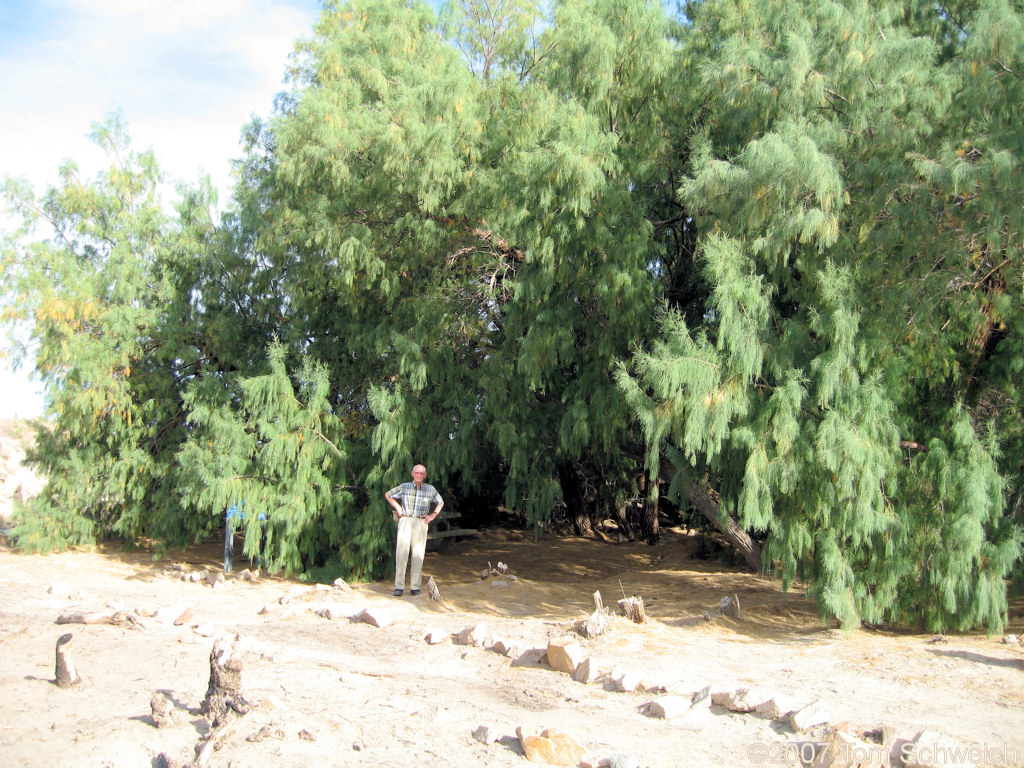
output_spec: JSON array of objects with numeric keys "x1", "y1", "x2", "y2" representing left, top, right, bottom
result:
[{"x1": 0, "y1": 527, "x2": 1022, "y2": 768}]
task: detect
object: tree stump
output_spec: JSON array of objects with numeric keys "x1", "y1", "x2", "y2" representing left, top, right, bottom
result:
[
  {"x1": 426, "y1": 575, "x2": 442, "y2": 603},
  {"x1": 199, "y1": 636, "x2": 249, "y2": 726},
  {"x1": 617, "y1": 596, "x2": 647, "y2": 624},
  {"x1": 55, "y1": 633, "x2": 81, "y2": 688}
]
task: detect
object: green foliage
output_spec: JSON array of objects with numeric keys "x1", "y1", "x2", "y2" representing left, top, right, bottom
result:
[
  {"x1": 10, "y1": 498, "x2": 96, "y2": 553},
  {"x1": 177, "y1": 344, "x2": 363, "y2": 576},
  {"x1": 622, "y1": 0, "x2": 1024, "y2": 630}
]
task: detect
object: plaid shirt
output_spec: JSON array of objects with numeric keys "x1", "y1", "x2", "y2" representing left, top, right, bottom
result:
[{"x1": 386, "y1": 482, "x2": 443, "y2": 518}]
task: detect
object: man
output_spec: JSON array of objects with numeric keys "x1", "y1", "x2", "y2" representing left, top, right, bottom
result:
[{"x1": 385, "y1": 464, "x2": 444, "y2": 596}]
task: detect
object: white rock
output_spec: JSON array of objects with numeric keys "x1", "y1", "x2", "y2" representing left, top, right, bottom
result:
[
  {"x1": 811, "y1": 730, "x2": 889, "y2": 768},
  {"x1": 644, "y1": 696, "x2": 693, "y2": 720},
  {"x1": 789, "y1": 699, "x2": 830, "y2": 731},
  {"x1": 456, "y1": 622, "x2": 488, "y2": 647},
  {"x1": 689, "y1": 684, "x2": 712, "y2": 709},
  {"x1": 511, "y1": 648, "x2": 547, "y2": 667},
  {"x1": 194, "y1": 624, "x2": 216, "y2": 637},
  {"x1": 573, "y1": 656, "x2": 602, "y2": 684},
  {"x1": 155, "y1": 604, "x2": 189, "y2": 626},
  {"x1": 333, "y1": 577, "x2": 354, "y2": 592},
  {"x1": 755, "y1": 694, "x2": 799, "y2": 720},
  {"x1": 424, "y1": 628, "x2": 448, "y2": 644},
  {"x1": 47, "y1": 581, "x2": 72, "y2": 598},
  {"x1": 903, "y1": 729, "x2": 980, "y2": 768},
  {"x1": 711, "y1": 687, "x2": 772, "y2": 713},
  {"x1": 359, "y1": 608, "x2": 393, "y2": 628},
  {"x1": 312, "y1": 604, "x2": 347, "y2": 620},
  {"x1": 615, "y1": 672, "x2": 643, "y2": 692}
]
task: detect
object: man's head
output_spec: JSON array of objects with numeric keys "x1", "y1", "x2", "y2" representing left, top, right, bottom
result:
[{"x1": 411, "y1": 464, "x2": 427, "y2": 485}]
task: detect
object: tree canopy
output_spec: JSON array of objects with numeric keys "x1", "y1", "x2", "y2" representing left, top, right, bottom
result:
[{"x1": 3, "y1": 0, "x2": 1022, "y2": 631}]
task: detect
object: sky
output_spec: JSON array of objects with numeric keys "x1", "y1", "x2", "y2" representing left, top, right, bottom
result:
[{"x1": 0, "y1": 0, "x2": 325, "y2": 419}]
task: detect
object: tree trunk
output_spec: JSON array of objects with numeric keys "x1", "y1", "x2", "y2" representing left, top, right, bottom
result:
[
  {"x1": 639, "y1": 474, "x2": 660, "y2": 545},
  {"x1": 622, "y1": 447, "x2": 763, "y2": 572},
  {"x1": 55, "y1": 633, "x2": 81, "y2": 688},
  {"x1": 557, "y1": 462, "x2": 593, "y2": 537},
  {"x1": 684, "y1": 479, "x2": 762, "y2": 572},
  {"x1": 200, "y1": 636, "x2": 249, "y2": 726}
]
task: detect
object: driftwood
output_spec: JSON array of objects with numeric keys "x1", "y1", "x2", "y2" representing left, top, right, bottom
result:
[
  {"x1": 720, "y1": 594, "x2": 742, "y2": 619},
  {"x1": 576, "y1": 590, "x2": 613, "y2": 638},
  {"x1": 55, "y1": 633, "x2": 81, "y2": 688},
  {"x1": 426, "y1": 575, "x2": 443, "y2": 603},
  {"x1": 618, "y1": 596, "x2": 647, "y2": 624},
  {"x1": 193, "y1": 716, "x2": 243, "y2": 768},
  {"x1": 200, "y1": 636, "x2": 250, "y2": 727},
  {"x1": 57, "y1": 611, "x2": 146, "y2": 630}
]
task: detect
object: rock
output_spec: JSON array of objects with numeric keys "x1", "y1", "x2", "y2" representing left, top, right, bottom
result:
[
  {"x1": 614, "y1": 672, "x2": 643, "y2": 692},
  {"x1": 711, "y1": 687, "x2": 771, "y2": 712},
  {"x1": 643, "y1": 696, "x2": 693, "y2": 720},
  {"x1": 512, "y1": 648, "x2": 548, "y2": 667},
  {"x1": 472, "y1": 724, "x2": 496, "y2": 744},
  {"x1": 1001, "y1": 634, "x2": 1022, "y2": 646},
  {"x1": 811, "y1": 730, "x2": 890, "y2": 768},
  {"x1": 193, "y1": 624, "x2": 217, "y2": 637},
  {"x1": 547, "y1": 636, "x2": 585, "y2": 675},
  {"x1": 313, "y1": 604, "x2": 347, "y2": 620},
  {"x1": 298, "y1": 728, "x2": 316, "y2": 741},
  {"x1": 517, "y1": 726, "x2": 585, "y2": 766},
  {"x1": 789, "y1": 699, "x2": 830, "y2": 732},
  {"x1": 150, "y1": 692, "x2": 178, "y2": 728},
  {"x1": 456, "y1": 622, "x2": 489, "y2": 647},
  {"x1": 480, "y1": 568, "x2": 490, "y2": 580},
  {"x1": 491, "y1": 638, "x2": 516, "y2": 655},
  {"x1": 903, "y1": 729, "x2": 979, "y2": 768},
  {"x1": 573, "y1": 656, "x2": 602, "y2": 684},
  {"x1": 754, "y1": 695, "x2": 799, "y2": 720},
  {"x1": 333, "y1": 577, "x2": 354, "y2": 592},
  {"x1": 154, "y1": 606, "x2": 189, "y2": 626},
  {"x1": 47, "y1": 581, "x2": 72, "y2": 598},
  {"x1": 606, "y1": 754, "x2": 639, "y2": 768},
  {"x1": 247, "y1": 725, "x2": 285, "y2": 742},
  {"x1": 358, "y1": 608, "x2": 393, "y2": 628},
  {"x1": 424, "y1": 628, "x2": 448, "y2": 645},
  {"x1": 172, "y1": 608, "x2": 193, "y2": 627},
  {"x1": 204, "y1": 571, "x2": 226, "y2": 587},
  {"x1": 690, "y1": 684, "x2": 711, "y2": 709}
]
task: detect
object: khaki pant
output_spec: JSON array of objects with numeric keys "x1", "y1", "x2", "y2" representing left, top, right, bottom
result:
[{"x1": 394, "y1": 516, "x2": 428, "y2": 591}]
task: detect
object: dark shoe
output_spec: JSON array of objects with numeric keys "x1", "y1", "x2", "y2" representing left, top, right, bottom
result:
[
  {"x1": 393, "y1": 589, "x2": 403, "y2": 597},
  {"x1": 410, "y1": 589, "x2": 421, "y2": 596}
]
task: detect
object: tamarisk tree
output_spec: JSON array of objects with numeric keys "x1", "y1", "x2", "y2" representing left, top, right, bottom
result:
[{"x1": 619, "y1": 0, "x2": 1023, "y2": 630}]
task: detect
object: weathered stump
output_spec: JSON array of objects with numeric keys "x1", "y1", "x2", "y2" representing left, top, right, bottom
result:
[
  {"x1": 426, "y1": 575, "x2": 443, "y2": 603},
  {"x1": 617, "y1": 596, "x2": 647, "y2": 623},
  {"x1": 55, "y1": 632, "x2": 81, "y2": 688},
  {"x1": 199, "y1": 636, "x2": 249, "y2": 726}
]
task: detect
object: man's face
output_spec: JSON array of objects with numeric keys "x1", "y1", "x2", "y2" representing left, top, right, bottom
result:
[{"x1": 411, "y1": 466, "x2": 426, "y2": 485}]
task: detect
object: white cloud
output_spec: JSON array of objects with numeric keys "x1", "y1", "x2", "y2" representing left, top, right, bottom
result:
[{"x1": 0, "y1": 0, "x2": 323, "y2": 419}]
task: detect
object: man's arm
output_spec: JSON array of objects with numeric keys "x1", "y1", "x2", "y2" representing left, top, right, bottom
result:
[
  {"x1": 424, "y1": 500, "x2": 443, "y2": 524},
  {"x1": 385, "y1": 490, "x2": 404, "y2": 520}
]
